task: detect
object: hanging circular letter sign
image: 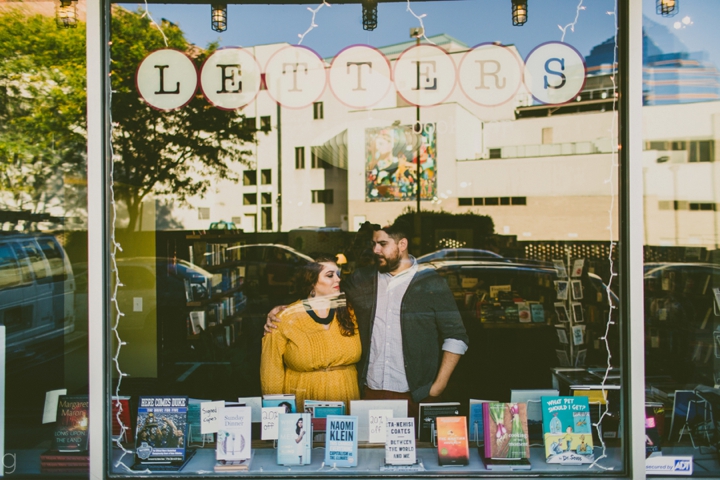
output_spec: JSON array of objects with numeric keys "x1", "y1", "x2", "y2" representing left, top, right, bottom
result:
[
  {"x1": 136, "y1": 49, "x2": 198, "y2": 111},
  {"x1": 200, "y1": 47, "x2": 262, "y2": 110},
  {"x1": 523, "y1": 41, "x2": 586, "y2": 105},
  {"x1": 458, "y1": 43, "x2": 523, "y2": 107},
  {"x1": 264, "y1": 45, "x2": 326, "y2": 109},
  {"x1": 394, "y1": 44, "x2": 456, "y2": 107},
  {"x1": 329, "y1": 45, "x2": 392, "y2": 109}
]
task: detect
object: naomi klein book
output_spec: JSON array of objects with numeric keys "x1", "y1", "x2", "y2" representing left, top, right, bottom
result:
[
  {"x1": 134, "y1": 396, "x2": 188, "y2": 466},
  {"x1": 483, "y1": 403, "x2": 530, "y2": 460},
  {"x1": 436, "y1": 416, "x2": 469, "y2": 466},
  {"x1": 53, "y1": 395, "x2": 89, "y2": 452},
  {"x1": 277, "y1": 413, "x2": 311, "y2": 466},
  {"x1": 324, "y1": 415, "x2": 358, "y2": 467}
]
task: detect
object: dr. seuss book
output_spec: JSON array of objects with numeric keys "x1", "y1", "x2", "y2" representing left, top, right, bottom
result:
[
  {"x1": 541, "y1": 396, "x2": 594, "y2": 463},
  {"x1": 134, "y1": 396, "x2": 188, "y2": 465},
  {"x1": 53, "y1": 395, "x2": 89, "y2": 452},
  {"x1": 216, "y1": 405, "x2": 252, "y2": 462},
  {"x1": 483, "y1": 403, "x2": 530, "y2": 460},
  {"x1": 436, "y1": 416, "x2": 469, "y2": 466},
  {"x1": 324, "y1": 415, "x2": 358, "y2": 467},
  {"x1": 277, "y1": 413, "x2": 311, "y2": 465}
]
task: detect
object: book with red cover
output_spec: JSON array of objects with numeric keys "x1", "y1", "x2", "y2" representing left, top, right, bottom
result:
[
  {"x1": 436, "y1": 416, "x2": 469, "y2": 466},
  {"x1": 112, "y1": 396, "x2": 133, "y2": 442},
  {"x1": 483, "y1": 403, "x2": 530, "y2": 460}
]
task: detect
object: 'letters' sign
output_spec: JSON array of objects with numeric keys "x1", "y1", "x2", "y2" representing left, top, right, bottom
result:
[
  {"x1": 136, "y1": 49, "x2": 198, "y2": 111},
  {"x1": 329, "y1": 45, "x2": 392, "y2": 109},
  {"x1": 458, "y1": 43, "x2": 524, "y2": 107},
  {"x1": 200, "y1": 47, "x2": 262, "y2": 110},
  {"x1": 394, "y1": 44, "x2": 456, "y2": 107},
  {"x1": 524, "y1": 41, "x2": 586, "y2": 105},
  {"x1": 264, "y1": 45, "x2": 326, "y2": 109}
]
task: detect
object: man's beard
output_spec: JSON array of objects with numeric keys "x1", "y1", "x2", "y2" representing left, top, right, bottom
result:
[{"x1": 376, "y1": 254, "x2": 401, "y2": 273}]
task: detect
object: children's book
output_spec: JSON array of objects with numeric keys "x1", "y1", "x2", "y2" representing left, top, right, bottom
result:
[
  {"x1": 418, "y1": 402, "x2": 460, "y2": 442},
  {"x1": 277, "y1": 413, "x2": 311, "y2": 466},
  {"x1": 134, "y1": 396, "x2": 189, "y2": 466},
  {"x1": 325, "y1": 415, "x2": 358, "y2": 467},
  {"x1": 436, "y1": 416, "x2": 469, "y2": 466},
  {"x1": 53, "y1": 395, "x2": 89, "y2": 452},
  {"x1": 483, "y1": 403, "x2": 530, "y2": 460},
  {"x1": 540, "y1": 396, "x2": 593, "y2": 463}
]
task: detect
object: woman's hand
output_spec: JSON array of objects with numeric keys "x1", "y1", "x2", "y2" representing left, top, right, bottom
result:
[{"x1": 264, "y1": 305, "x2": 287, "y2": 335}]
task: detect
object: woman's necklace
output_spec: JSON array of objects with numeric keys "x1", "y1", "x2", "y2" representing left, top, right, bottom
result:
[{"x1": 302, "y1": 300, "x2": 335, "y2": 325}]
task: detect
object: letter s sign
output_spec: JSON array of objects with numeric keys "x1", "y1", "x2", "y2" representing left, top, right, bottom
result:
[{"x1": 524, "y1": 41, "x2": 585, "y2": 105}]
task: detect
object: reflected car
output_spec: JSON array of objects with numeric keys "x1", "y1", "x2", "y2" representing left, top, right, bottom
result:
[
  {"x1": 0, "y1": 233, "x2": 76, "y2": 357},
  {"x1": 417, "y1": 248, "x2": 507, "y2": 264}
]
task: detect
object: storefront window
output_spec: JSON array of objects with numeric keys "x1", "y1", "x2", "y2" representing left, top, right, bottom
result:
[
  {"x1": 642, "y1": 0, "x2": 720, "y2": 476},
  {"x1": 105, "y1": 0, "x2": 630, "y2": 476},
  {"x1": 0, "y1": 3, "x2": 89, "y2": 476}
]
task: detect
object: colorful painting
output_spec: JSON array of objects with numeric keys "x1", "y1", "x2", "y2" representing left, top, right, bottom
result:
[{"x1": 365, "y1": 124, "x2": 436, "y2": 202}]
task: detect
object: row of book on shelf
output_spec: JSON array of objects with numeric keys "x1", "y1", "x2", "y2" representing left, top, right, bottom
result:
[{"x1": 119, "y1": 389, "x2": 612, "y2": 472}]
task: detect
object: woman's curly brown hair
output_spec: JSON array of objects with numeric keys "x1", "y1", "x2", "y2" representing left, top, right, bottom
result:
[{"x1": 294, "y1": 257, "x2": 356, "y2": 337}]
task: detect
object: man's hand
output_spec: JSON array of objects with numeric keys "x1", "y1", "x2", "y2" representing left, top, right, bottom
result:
[
  {"x1": 263, "y1": 305, "x2": 287, "y2": 334},
  {"x1": 429, "y1": 351, "x2": 461, "y2": 397},
  {"x1": 428, "y1": 380, "x2": 447, "y2": 398}
]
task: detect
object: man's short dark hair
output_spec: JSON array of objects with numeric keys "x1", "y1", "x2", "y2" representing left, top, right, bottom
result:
[{"x1": 381, "y1": 220, "x2": 411, "y2": 243}]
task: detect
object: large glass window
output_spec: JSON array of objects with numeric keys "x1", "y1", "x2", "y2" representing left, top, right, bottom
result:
[
  {"x1": 105, "y1": 0, "x2": 628, "y2": 477},
  {"x1": 642, "y1": 1, "x2": 720, "y2": 476},
  {"x1": 0, "y1": 4, "x2": 89, "y2": 476}
]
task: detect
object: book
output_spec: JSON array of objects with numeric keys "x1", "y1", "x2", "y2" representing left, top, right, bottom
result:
[
  {"x1": 483, "y1": 403, "x2": 529, "y2": 460},
  {"x1": 40, "y1": 451, "x2": 90, "y2": 462},
  {"x1": 216, "y1": 405, "x2": 252, "y2": 462},
  {"x1": 303, "y1": 400, "x2": 345, "y2": 432},
  {"x1": 189, "y1": 311, "x2": 205, "y2": 334},
  {"x1": 530, "y1": 303, "x2": 545, "y2": 323},
  {"x1": 214, "y1": 457, "x2": 252, "y2": 472},
  {"x1": 237, "y1": 396, "x2": 263, "y2": 423},
  {"x1": 277, "y1": 413, "x2": 311, "y2": 465},
  {"x1": 436, "y1": 416, "x2": 469, "y2": 466},
  {"x1": 418, "y1": 402, "x2": 460, "y2": 443},
  {"x1": 510, "y1": 389, "x2": 559, "y2": 441},
  {"x1": 468, "y1": 399, "x2": 494, "y2": 442},
  {"x1": 187, "y1": 398, "x2": 209, "y2": 444},
  {"x1": 262, "y1": 394, "x2": 296, "y2": 414},
  {"x1": 645, "y1": 404, "x2": 663, "y2": 457},
  {"x1": 325, "y1": 415, "x2": 358, "y2": 467},
  {"x1": 540, "y1": 396, "x2": 594, "y2": 463},
  {"x1": 350, "y1": 399, "x2": 408, "y2": 442},
  {"x1": 135, "y1": 396, "x2": 188, "y2": 466},
  {"x1": 53, "y1": 395, "x2": 89, "y2": 452},
  {"x1": 385, "y1": 418, "x2": 416, "y2": 465}
]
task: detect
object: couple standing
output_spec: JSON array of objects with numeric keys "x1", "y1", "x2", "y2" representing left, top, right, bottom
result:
[{"x1": 260, "y1": 221, "x2": 468, "y2": 419}]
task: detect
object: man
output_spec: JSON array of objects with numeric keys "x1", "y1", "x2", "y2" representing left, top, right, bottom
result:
[{"x1": 265, "y1": 221, "x2": 468, "y2": 416}]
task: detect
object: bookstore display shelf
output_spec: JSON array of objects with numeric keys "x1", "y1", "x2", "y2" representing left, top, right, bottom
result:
[
  {"x1": 187, "y1": 284, "x2": 244, "y2": 307},
  {"x1": 110, "y1": 445, "x2": 623, "y2": 476}
]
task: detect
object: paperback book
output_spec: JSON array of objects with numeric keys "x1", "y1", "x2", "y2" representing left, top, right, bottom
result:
[
  {"x1": 111, "y1": 396, "x2": 132, "y2": 443},
  {"x1": 134, "y1": 396, "x2": 188, "y2": 466},
  {"x1": 436, "y1": 416, "x2": 469, "y2": 466},
  {"x1": 277, "y1": 413, "x2": 311, "y2": 466},
  {"x1": 541, "y1": 396, "x2": 593, "y2": 463},
  {"x1": 53, "y1": 395, "x2": 89, "y2": 452},
  {"x1": 385, "y1": 418, "x2": 416, "y2": 465},
  {"x1": 324, "y1": 415, "x2": 358, "y2": 467},
  {"x1": 262, "y1": 394, "x2": 297, "y2": 414},
  {"x1": 216, "y1": 405, "x2": 252, "y2": 462},
  {"x1": 483, "y1": 403, "x2": 530, "y2": 460},
  {"x1": 418, "y1": 402, "x2": 460, "y2": 443}
]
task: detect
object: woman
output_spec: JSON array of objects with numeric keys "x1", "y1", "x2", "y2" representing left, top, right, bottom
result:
[
  {"x1": 260, "y1": 258, "x2": 361, "y2": 412},
  {"x1": 294, "y1": 417, "x2": 307, "y2": 464}
]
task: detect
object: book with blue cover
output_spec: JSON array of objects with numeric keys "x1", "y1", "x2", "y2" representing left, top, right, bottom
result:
[
  {"x1": 262, "y1": 394, "x2": 296, "y2": 414},
  {"x1": 540, "y1": 396, "x2": 594, "y2": 463},
  {"x1": 325, "y1": 415, "x2": 358, "y2": 467},
  {"x1": 134, "y1": 396, "x2": 188, "y2": 466},
  {"x1": 468, "y1": 399, "x2": 494, "y2": 443},
  {"x1": 277, "y1": 413, "x2": 311, "y2": 466}
]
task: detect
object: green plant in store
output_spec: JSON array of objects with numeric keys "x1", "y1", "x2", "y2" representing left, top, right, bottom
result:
[{"x1": 110, "y1": 7, "x2": 256, "y2": 231}]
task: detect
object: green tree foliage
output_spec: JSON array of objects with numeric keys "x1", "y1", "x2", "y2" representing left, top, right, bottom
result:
[
  {"x1": 0, "y1": 9, "x2": 87, "y2": 228},
  {"x1": 111, "y1": 8, "x2": 255, "y2": 231}
]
